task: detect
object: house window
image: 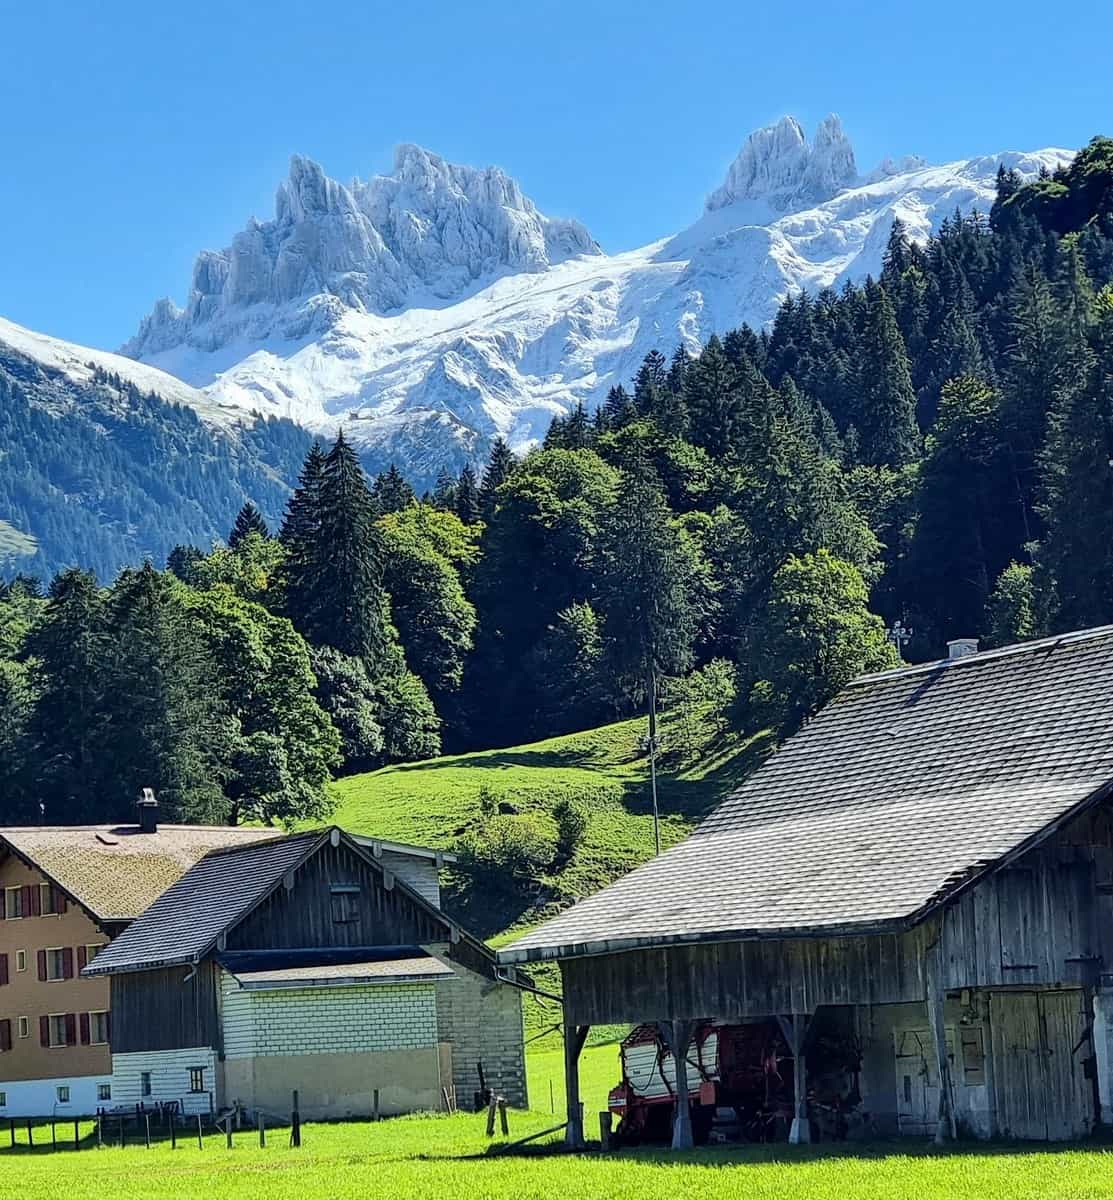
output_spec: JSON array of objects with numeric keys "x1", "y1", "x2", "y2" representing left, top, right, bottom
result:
[
  {"x1": 85, "y1": 944, "x2": 103, "y2": 963},
  {"x1": 189, "y1": 1068, "x2": 205, "y2": 1094},
  {"x1": 40, "y1": 883, "x2": 61, "y2": 915},
  {"x1": 4, "y1": 887, "x2": 23, "y2": 919},
  {"x1": 15, "y1": 950, "x2": 26, "y2": 973},
  {"x1": 18, "y1": 1016, "x2": 29, "y2": 1039},
  {"x1": 45, "y1": 948, "x2": 66, "y2": 981},
  {"x1": 140, "y1": 1072, "x2": 152, "y2": 1097},
  {"x1": 89, "y1": 1011, "x2": 109, "y2": 1045},
  {"x1": 0, "y1": 1093, "x2": 6, "y2": 1107},
  {"x1": 960, "y1": 1027, "x2": 986, "y2": 1085},
  {"x1": 48, "y1": 1014, "x2": 69, "y2": 1047},
  {"x1": 56, "y1": 1086, "x2": 70, "y2": 1104},
  {"x1": 97, "y1": 1084, "x2": 111, "y2": 1102},
  {"x1": 329, "y1": 884, "x2": 360, "y2": 924}
]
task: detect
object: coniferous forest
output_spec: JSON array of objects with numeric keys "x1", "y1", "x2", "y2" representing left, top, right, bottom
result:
[{"x1": 1, "y1": 137, "x2": 1112, "y2": 827}]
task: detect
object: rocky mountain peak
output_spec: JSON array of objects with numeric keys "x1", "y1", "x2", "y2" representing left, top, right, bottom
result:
[{"x1": 705, "y1": 113, "x2": 858, "y2": 212}]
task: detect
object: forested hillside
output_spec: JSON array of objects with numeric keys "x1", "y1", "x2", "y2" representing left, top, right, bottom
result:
[
  {"x1": 0, "y1": 136, "x2": 1110, "y2": 838},
  {"x1": 0, "y1": 345, "x2": 310, "y2": 579}
]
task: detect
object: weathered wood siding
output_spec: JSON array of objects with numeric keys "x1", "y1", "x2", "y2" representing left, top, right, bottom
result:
[
  {"x1": 227, "y1": 841, "x2": 445, "y2": 951},
  {"x1": 560, "y1": 927, "x2": 931, "y2": 1025},
  {"x1": 110, "y1": 962, "x2": 220, "y2": 1054},
  {"x1": 561, "y1": 802, "x2": 1113, "y2": 1025}
]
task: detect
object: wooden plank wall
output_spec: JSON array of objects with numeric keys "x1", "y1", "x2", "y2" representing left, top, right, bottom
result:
[
  {"x1": 561, "y1": 927, "x2": 930, "y2": 1025},
  {"x1": 110, "y1": 961, "x2": 220, "y2": 1054},
  {"x1": 562, "y1": 803, "x2": 1113, "y2": 1026},
  {"x1": 227, "y1": 842, "x2": 446, "y2": 951}
]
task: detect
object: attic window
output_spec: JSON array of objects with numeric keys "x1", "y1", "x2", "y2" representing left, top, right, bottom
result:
[{"x1": 329, "y1": 884, "x2": 360, "y2": 924}]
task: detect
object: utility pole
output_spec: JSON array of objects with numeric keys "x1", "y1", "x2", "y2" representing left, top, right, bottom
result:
[{"x1": 647, "y1": 664, "x2": 660, "y2": 855}]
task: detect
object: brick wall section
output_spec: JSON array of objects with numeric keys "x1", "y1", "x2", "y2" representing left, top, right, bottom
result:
[
  {"x1": 220, "y1": 972, "x2": 438, "y2": 1059},
  {"x1": 429, "y1": 946, "x2": 527, "y2": 1109}
]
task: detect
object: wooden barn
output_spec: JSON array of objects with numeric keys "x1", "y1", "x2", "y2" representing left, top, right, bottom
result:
[
  {"x1": 498, "y1": 628, "x2": 1113, "y2": 1147},
  {"x1": 85, "y1": 827, "x2": 528, "y2": 1119}
]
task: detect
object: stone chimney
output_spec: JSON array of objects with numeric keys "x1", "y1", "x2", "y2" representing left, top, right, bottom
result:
[
  {"x1": 137, "y1": 788, "x2": 159, "y2": 834},
  {"x1": 947, "y1": 638, "x2": 979, "y2": 661}
]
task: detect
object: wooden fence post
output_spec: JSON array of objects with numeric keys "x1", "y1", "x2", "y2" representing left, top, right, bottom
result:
[
  {"x1": 96, "y1": 1114, "x2": 103, "y2": 1149},
  {"x1": 373, "y1": 1088, "x2": 380, "y2": 1121},
  {"x1": 485, "y1": 1094, "x2": 497, "y2": 1137},
  {"x1": 74, "y1": 1118, "x2": 80, "y2": 1150},
  {"x1": 26, "y1": 1119, "x2": 33, "y2": 1147},
  {"x1": 498, "y1": 1098, "x2": 509, "y2": 1136},
  {"x1": 599, "y1": 1111, "x2": 613, "y2": 1150},
  {"x1": 290, "y1": 1090, "x2": 301, "y2": 1148},
  {"x1": 196, "y1": 1114, "x2": 203, "y2": 1150},
  {"x1": 9, "y1": 1118, "x2": 15, "y2": 1147},
  {"x1": 258, "y1": 1112, "x2": 265, "y2": 1149},
  {"x1": 51, "y1": 1120, "x2": 56, "y2": 1149},
  {"x1": 145, "y1": 1114, "x2": 151, "y2": 1149},
  {"x1": 169, "y1": 1109, "x2": 176, "y2": 1150}
]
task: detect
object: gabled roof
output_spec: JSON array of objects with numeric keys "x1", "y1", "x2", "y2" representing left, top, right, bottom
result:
[
  {"x1": 83, "y1": 827, "x2": 476, "y2": 977},
  {"x1": 0, "y1": 824, "x2": 277, "y2": 923},
  {"x1": 499, "y1": 625, "x2": 1113, "y2": 964}
]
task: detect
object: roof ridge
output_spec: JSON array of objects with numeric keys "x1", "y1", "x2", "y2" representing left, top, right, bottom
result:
[{"x1": 848, "y1": 623, "x2": 1113, "y2": 689}]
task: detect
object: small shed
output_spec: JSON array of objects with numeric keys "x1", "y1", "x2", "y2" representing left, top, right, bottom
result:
[
  {"x1": 85, "y1": 827, "x2": 528, "y2": 1119},
  {"x1": 498, "y1": 627, "x2": 1113, "y2": 1146}
]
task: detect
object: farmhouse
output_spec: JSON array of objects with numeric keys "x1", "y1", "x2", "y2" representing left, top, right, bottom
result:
[
  {"x1": 499, "y1": 627, "x2": 1113, "y2": 1146},
  {"x1": 83, "y1": 826, "x2": 527, "y2": 1120},
  {"x1": 0, "y1": 806, "x2": 274, "y2": 1116}
]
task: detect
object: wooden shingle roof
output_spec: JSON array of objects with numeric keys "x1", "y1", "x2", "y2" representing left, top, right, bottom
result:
[
  {"x1": 0, "y1": 823, "x2": 277, "y2": 922},
  {"x1": 499, "y1": 626, "x2": 1113, "y2": 964}
]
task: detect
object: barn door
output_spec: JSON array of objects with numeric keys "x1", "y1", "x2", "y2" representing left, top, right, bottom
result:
[
  {"x1": 894, "y1": 1028, "x2": 954, "y2": 1135},
  {"x1": 990, "y1": 990, "x2": 1092, "y2": 1140}
]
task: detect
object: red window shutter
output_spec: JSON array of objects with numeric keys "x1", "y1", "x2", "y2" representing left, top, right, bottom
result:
[
  {"x1": 79, "y1": 1013, "x2": 90, "y2": 1045},
  {"x1": 37, "y1": 949, "x2": 47, "y2": 981},
  {"x1": 0, "y1": 953, "x2": 8, "y2": 986},
  {"x1": 30, "y1": 884, "x2": 41, "y2": 917},
  {"x1": 56, "y1": 889, "x2": 67, "y2": 915},
  {"x1": 64, "y1": 1013, "x2": 76, "y2": 1046},
  {"x1": 77, "y1": 946, "x2": 87, "y2": 972},
  {"x1": 0, "y1": 1019, "x2": 11, "y2": 1052},
  {"x1": 62, "y1": 947, "x2": 74, "y2": 980},
  {"x1": 39, "y1": 1015, "x2": 49, "y2": 1047},
  {"x1": 22, "y1": 885, "x2": 35, "y2": 917},
  {"x1": 105, "y1": 1011, "x2": 111, "y2": 1041}
]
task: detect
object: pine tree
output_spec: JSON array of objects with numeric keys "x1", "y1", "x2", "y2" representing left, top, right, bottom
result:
[
  {"x1": 562, "y1": 402, "x2": 594, "y2": 449},
  {"x1": 684, "y1": 335, "x2": 743, "y2": 453},
  {"x1": 228, "y1": 501, "x2": 269, "y2": 548},
  {"x1": 602, "y1": 385, "x2": 637, "y2": 430},
  {"x1": 853, "y1": 283, "x2": 921, "y2": 466},
  {"x1": 455, "y1": 464, "x2": 481, "y2": 525},
  {"x1": 431, "y1": 467, "x2": 458, "y2": 511},
  {"x1": 479, "y1": 438, "x2": 516, "y2": 521},
  {"x1": 306, "y1": 432, "x2": 392, "y2": 665},
  {"x1": 24, "y1": 569, "x2": 111, "y2": 822},
  {"x1": 372, "y1": 464, "x2": 416, "y2": 514},
  {"x1": 278, "y1": 442, "x2": 327, "y2": 635}
]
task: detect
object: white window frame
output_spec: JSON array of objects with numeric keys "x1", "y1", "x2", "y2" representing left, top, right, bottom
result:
[
  {"x1": 4, "y1": 887, "x2": 23, "y2": 920},
  {"x1": 17, "y1": 1016, "x2": 29, "y2": 1039},
  {"x1": 188, "y1": 1067, "x2": 206, "y2": 1094},
  {"x1": 88, "y1": 1010, "x2": 109, "y2": 1045},
  {"x1": 0, "y1": 1092, "x2": 6, "y2": 1108},
  {"x1": 97, "y1": 1083, "x2": 111, "y2": 1102},
  {"x1": 48, "y1": 1013, "x2": 68, "y2": 1048},
  {"x1": 45, "y1": 947, "x2": 66, "y2": 982},
  {"x1": 85, "y1": 944, "x2": 104, "y2": 963},
  {"x1": 40, "y1": 882, "x2": 61, "y2": 916},
  {"x1": 15, "y1": 949, "x2": 26, "y2": 973},
  {"x1": 56, "y1": 1086, "x2": 70, "y2": 1105},
  {"x1": 140, "y1": 1071, "x2": 152, "y2": 1097}
]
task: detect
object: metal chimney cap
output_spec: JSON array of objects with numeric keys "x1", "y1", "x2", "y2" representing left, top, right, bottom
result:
[{"x1": 947, "y1": 638, "x2": 980, "y2": 660}]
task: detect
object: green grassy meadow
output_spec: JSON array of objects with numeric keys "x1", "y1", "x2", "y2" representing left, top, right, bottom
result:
[{"x1": 5, "y1": 1107, "x2": 1113, "y2": 1200}]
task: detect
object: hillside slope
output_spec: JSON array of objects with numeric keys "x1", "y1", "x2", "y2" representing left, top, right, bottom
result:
[{"x1": 331, "y1": 704, "x2": 769, "y2": 937}]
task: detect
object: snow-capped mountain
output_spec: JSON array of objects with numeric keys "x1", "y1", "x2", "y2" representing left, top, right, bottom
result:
[{"x1": 126, "y1": 117, "x2": 1073, "y2": 483}]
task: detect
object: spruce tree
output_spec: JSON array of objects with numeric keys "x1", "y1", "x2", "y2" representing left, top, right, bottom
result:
[
  {"x1": 479, "y1": 438, "x2": 516, "y2": 521},
  {"x1": 562, "y1": 402, "x2": 594, "y2": 450},
  {"x1": 372, "y1": 464, "x2": 416, "y2": 514},
  {"x1": 279, "y1": 441, "x2": 327, "y2": 630},
  {"x1": 228, "y1": 501, "x2": 269, "y2": 548},
  {"x1": 431, "y1": 467, "x2": 458, "y2": 511},
  {"x1": 854, "y1": 283, "x2": 921, "y2": 466},
  {"x1": 455, "y1": 464, "x2": 481, "y2": 525}
]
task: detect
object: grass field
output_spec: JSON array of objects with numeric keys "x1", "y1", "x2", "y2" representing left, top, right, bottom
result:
[{"x1": 5, "y1": 1107, "x2": 1113, "y2": 1199}]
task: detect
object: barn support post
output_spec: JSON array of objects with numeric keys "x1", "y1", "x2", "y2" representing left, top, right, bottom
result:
[
  {"x1": 777, "y1": 1014, "x2": 811, "y2": 1144},
  {"x1": 660, "y1": 1020, "x2": 696, "y2": 1150},
  {"x1": 563, "y1": 1021, "x2": 590, "y2": 1149},
  {"x1": 925, "y1": 939, "x2": 957, "y2": 1144}
]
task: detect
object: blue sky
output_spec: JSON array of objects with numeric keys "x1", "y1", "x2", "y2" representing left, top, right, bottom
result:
[{"x1": 2, "y1": 0, "x2": 1111, "y2": 351}]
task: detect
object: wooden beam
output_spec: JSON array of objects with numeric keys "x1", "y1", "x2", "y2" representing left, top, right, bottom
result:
[
  {"x1": 563, "y1": 1021, "x2": 590, "y2": 1149},
  {"x1": 778, "y1": 1013, "x2": 811, "y2": 1144},
  {"x1": 925, "y1": 939, "x2": 957, "y2": 1144},
  {"x1": 660, "y1": 1020, "x2": 696, "y2": 1150}
]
